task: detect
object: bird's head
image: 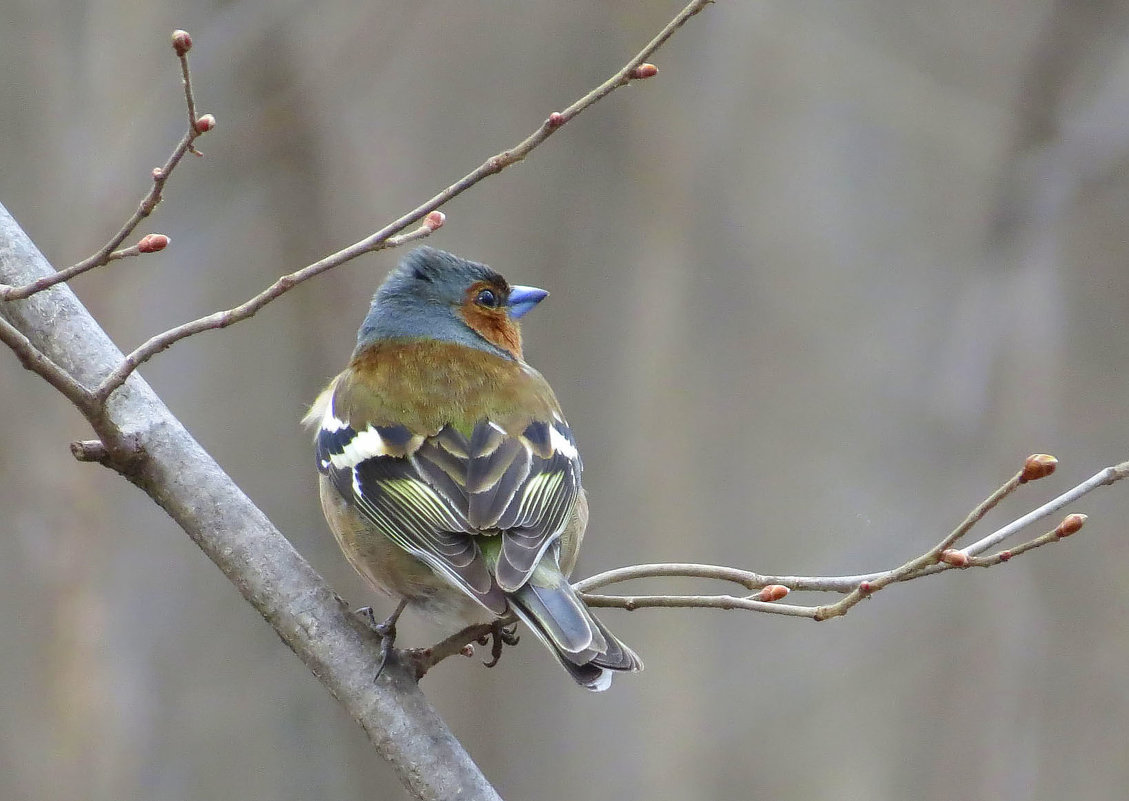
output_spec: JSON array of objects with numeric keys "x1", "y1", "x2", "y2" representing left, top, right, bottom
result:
[{"x1": 355, "y1": 247, "x2": 548, "y2": 361}]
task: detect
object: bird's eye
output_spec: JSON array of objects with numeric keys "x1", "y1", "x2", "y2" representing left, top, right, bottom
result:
[{"x1": 476, "y1": 288, "x2": 500, "y2": 308}]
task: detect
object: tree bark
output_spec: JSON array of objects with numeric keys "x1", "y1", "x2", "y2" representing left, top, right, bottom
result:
[{"x1": 0, "y1": 201, "x2": 500, "y2": 801}]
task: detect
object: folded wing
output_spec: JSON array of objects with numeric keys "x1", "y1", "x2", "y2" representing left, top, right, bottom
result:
[{"x1": 315, "y1": 401, "x2": 582, "y2": 612}]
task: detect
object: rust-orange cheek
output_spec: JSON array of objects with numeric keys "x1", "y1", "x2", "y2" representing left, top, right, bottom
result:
[{"x1": 459, "y1": 302, "x2": 523, "y2": 359}]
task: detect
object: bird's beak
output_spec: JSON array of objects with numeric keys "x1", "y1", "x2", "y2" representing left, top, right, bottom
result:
[{"x1": 507, "y1": 285, "x2": 549, "y2": 319}]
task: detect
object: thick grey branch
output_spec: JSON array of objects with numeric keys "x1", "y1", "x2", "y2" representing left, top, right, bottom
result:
[{"x1": 0, "y1": 202, "x2": 500, "y2": 801}]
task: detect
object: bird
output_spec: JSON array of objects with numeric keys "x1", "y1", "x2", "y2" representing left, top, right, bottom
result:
[{"x1": 304, "y1": 246, "x2": 642, "y2": 691}]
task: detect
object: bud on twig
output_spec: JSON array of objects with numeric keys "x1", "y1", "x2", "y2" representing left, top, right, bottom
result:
[
  {"x1": 547, "y1": 112, "x2": 565, "y2": 128},
  {"x1": 137, "y1": 234, "x2": 170, "y2": 253},
  {"x1": 940, "y1": 549, "x2": 969, "y2": 567},
  {"x1": 758, "y1": 585, "x2": 789, "y2": 602},
  {"x1": 423, "y1": 211, "x2": 445, "y2": 231},
  {"x1": 194, "y1": 114, "x2": 216, "y2": 133},
  {"x1": 171, "y1": 30, "x2": 193, "y2": 57},
  {"x1": 630, "y1": 63, "x2": 659, "y2": 79},
  {"x1": 1055, "y1": 513, "x2": 1086, "y2": 538},
  {"x1": 1020, "y1": 453, "x2": 1057, "y2": 483}
]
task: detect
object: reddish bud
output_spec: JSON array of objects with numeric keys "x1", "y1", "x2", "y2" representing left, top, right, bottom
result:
[
  {"x1": 1020, "y1": 453, "x2": 1057, "y2": 483},
  {"x1": 152, "y1": 167, "x2": 165, "y2": 181},
  {"x1": 547, "y1": 112, "x2": 565, "y2": 128},
  {"x1": 998, "y1": 550, "x2": 1012, "y2": 562},
  {"x1": 630, "y1": 63, "x2": 659, "y2": 79},
  {"x1": 858, "y1": 581, "x2": 873, "y2": 595},
  {"x1": 137, "y1": 234, "x2": 170, "y2": 253},
  {"x1": 423, "y1": 211, "x2": 445, "y2": 231},
  {"x1": 1056, "y1": 513, "x2": 1087, "y2": 538},
  {"x1": 940, "y1": 549, "x2": 970, "y2": 567},
  {"x1": 194, "y1": 114, "x2": 216, "y2": 133},
  {"x1": 172, "y1": 30, "x2": 193, "y2": 57},
  {"x1": 758, "y1": 584, "x2": 789, "y2": 602}
]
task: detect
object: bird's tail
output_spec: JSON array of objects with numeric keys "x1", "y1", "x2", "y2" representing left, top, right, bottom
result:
[{"x1": 509, "y1": 552, "x2": 642, "y2": 692}]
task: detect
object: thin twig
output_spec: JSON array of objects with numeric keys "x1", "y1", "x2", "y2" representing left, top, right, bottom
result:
[
  {"x1": 575, "y1": 455, "x2": 1120, "y2": 621},
  {"x1": 176, "y1": 32, "x2": 202, "y2": 148},
  {"x1": 582, "y1": 593, "x2": 821, "y2": 618},
  {"x1": 0, "y1": 315, "x2": 94, "y2": 412},
  {"x1": 577, "y1": 564, "x2": 894, "y2": 597},
  {"x1": 576, "y1": 562, "x2": 778, "y2": 593},
  {"x1": 92, "y1": 213, "x2": 446, "y2": 403},
  {"x1": 966, "y1": 514, "x2": 1086, "y2": 567},
  {"x1": 933, "y1": 469, "x2": 1024, "y2": 552},
  {"x1": 0, "y1": 36, "x2": 207, "y2": 303},
  {"x1": 93, "y1": 0, "x2": 711, "y2": 402},
  {"x1": 959, "y1": 462, "x2": 1129, "y2": 556}
]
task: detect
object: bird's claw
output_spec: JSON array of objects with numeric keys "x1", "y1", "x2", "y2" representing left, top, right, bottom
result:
[
  {"x1": 356, "y1": 599, "x2": 408, "y2": 682},
  {"x1": 481, "y1": 621, "x2": 520, "y2": 668},
  {"x1": 353, "y1": 606, "x2": 378, "y2": 628}
]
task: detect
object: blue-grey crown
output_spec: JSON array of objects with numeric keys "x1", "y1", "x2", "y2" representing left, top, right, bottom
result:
[{"x1": 354, "y1": 247, "x2": 513, "y2": 358}]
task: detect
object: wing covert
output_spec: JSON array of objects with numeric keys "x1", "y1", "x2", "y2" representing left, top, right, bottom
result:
[{"x1": 315, "y1": 394, "x2": 582, "y2": 605}]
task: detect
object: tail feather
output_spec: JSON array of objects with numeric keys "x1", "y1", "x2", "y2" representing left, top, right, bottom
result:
[
  {"x1": 523, "y1": 580, "x2": 608, "y2": 658},
  {"x1": 510, "y1": 570, "x2": 642, "y2": 692},
  {"x1": 589, "y1": 615, "x2": 643, "y2": 672}
]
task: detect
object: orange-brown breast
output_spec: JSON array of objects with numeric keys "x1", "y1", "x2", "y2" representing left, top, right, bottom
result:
[{"x1": 339, "y1": 340, "x2": 562, "y2": 436}]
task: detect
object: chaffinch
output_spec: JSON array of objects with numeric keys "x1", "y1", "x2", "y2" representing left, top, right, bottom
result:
[{"x1": 304, "y1": 247, "x2": 642, "y2": 691}]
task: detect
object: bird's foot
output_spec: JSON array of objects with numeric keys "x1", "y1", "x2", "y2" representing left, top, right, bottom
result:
[
  {"x1": 353, "y1": 606, "x2": 378, "y2": 628},
  {"x1": 354, "y1": 599, "x2": 408, "y2": 682},
  {"x1": 408, "y1": 619, "x2": 518, "y2": 680},
  {"x1": 479, "y1": 620, "x2": 520, "y2": 668}
]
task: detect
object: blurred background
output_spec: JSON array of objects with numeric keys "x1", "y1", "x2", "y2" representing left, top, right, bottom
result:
[{"x1": 3, "y1": 1, "x2": 1129, "y2": 799}]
